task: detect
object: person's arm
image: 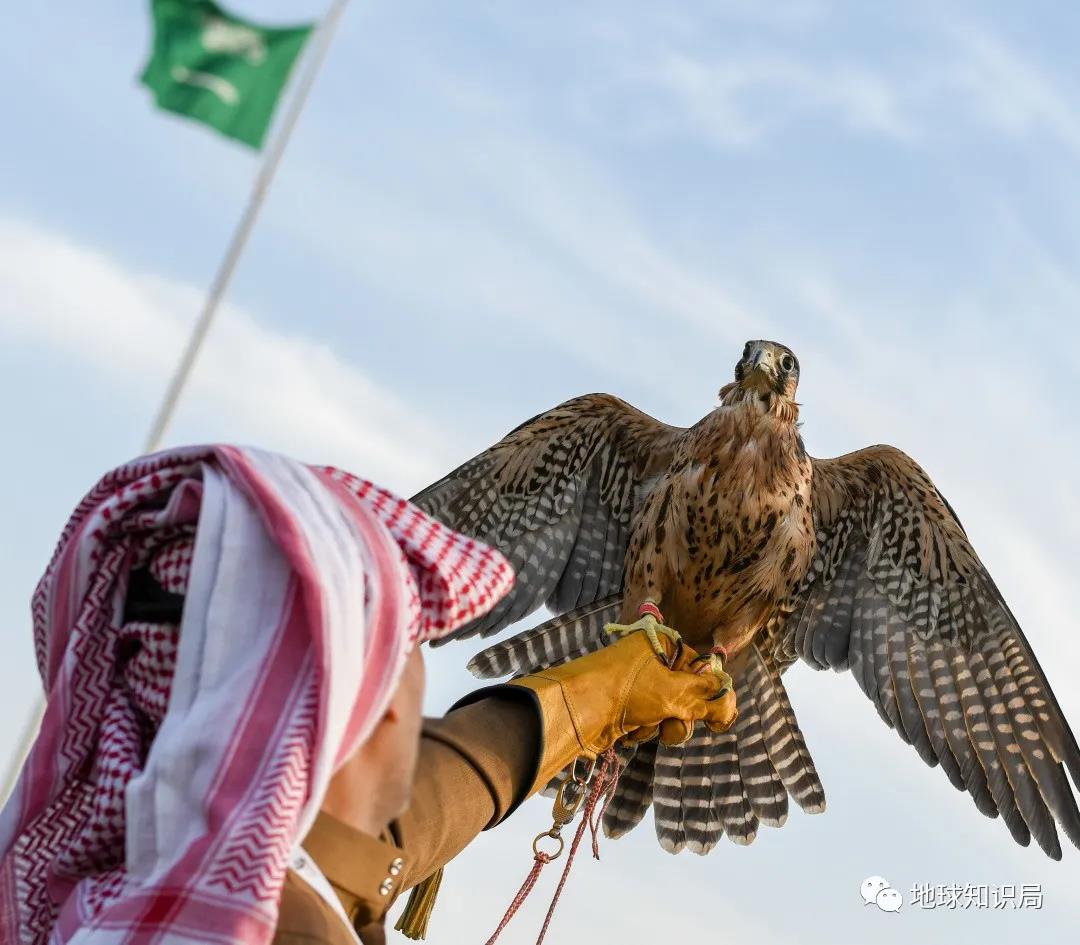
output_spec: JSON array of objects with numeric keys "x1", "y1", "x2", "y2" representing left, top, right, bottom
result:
[
  {"x1": 300, "y1": 692, "x2": 541, "y2": 930},
  {"x1": 298, "y1": 629, "x2": 735, "y2": 933},
  {"x1": 393, "y1": 691, "x2": 541, "y2": 876}
]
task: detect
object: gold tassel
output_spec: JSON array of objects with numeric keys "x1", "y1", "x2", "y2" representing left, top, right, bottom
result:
[{"x1": 394, "y1": 867, "x2": 443, "y2": 940}]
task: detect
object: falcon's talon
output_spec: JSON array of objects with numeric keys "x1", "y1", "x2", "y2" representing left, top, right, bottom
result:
[
  {"x1": 691, "y1": 652, "x2": 734, "y2": 694},
  {"x1": 604, "y1": 613, "x2": 682, "y2": 664}
]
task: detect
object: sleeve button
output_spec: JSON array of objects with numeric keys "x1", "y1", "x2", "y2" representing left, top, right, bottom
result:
[
  {"x1": 389, "y1": 857, "x2": 404, "y2": 876},
  {"x1": 379, "y1": 878, "x2": 394, "y2": 896}
]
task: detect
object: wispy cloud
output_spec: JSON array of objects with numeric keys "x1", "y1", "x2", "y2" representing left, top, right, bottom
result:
[
  {"x1": 636, "y1": 51, "x2": 918, "y2": 148},
  {"x1": 945, "y1": 25, "x2": 1080, "y2": 155},
  {"x1": 588, "y1": 10, "x2": 1080, "y2": 160},
  {"x1": 0, "y1": 217, "x2": 452, "y2": 492},
  {"x1": 279, "y1": 121, "x2": 765, "y2": 414}
]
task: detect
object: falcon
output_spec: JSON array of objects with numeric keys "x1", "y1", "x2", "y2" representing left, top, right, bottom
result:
[{"x1": 413, "y1": 340, "x2": 1080, "y2": 857}]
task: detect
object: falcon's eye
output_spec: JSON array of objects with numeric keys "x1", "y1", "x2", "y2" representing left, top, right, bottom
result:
[
  {"x1": 781, "y1": 354, "x2": 795, "y2": 372},
  {"x1": 743, "y1": 343, "x2": 751, "y2": 358}
]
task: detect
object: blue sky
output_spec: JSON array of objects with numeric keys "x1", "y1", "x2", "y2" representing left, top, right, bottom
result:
[{"x1": 3, "y1": 1, "x2": 1080, "y2": 942}]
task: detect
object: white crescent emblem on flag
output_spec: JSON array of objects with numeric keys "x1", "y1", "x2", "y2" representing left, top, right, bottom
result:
[
  {"x1": 171, "y1": 65, "x2": 240, "y2": 106},
  {"x1": 200, "y1": 16, "x2": 268, "y2": 65}
]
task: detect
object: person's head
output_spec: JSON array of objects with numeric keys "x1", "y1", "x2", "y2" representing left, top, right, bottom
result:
[
  {"x1": 321, "y1": 644, "x2": 428, "y2": 834},
  {"x1": 314, "y1": 473, "x2": 516, "y2": 837},
  {"x1": 3, "y1": 452, "x2": 514, "y2": 945},
  {"x1": 373, "y1": 645, "x2": 428, "y2": 817}
]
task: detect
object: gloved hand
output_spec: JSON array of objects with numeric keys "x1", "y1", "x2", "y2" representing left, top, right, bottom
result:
[{"x1": 508, "y1": 629, "x2": 738, "y2": 794}]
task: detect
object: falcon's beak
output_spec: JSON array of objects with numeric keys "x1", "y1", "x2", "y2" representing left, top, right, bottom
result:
[{"x1": 748, "y1": 349, "x2": 776, "y2": 379}]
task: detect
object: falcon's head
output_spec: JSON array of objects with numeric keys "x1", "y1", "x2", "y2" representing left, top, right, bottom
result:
[
  {"x1": 719, "y1": 340, "x2": 801, "y2": 420},
  {"x1": 732, "y1": 340, "x2": 800, "y2": 398}
]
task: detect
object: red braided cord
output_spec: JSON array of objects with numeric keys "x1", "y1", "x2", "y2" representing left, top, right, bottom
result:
[
  {"x1": 483, "y1": 852, "x2": 554, "y2": 945},
  {"x1": 484, "y1": 748, "x2": 623, "y2": 945},
  {"x1": 533, "y1": 750, "x2": 621, "y2": 943},
  {"x1": 589, "y1": 757, "x2": 621, "y2": 859}
]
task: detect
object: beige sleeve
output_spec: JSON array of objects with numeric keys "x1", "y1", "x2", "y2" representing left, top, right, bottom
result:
[{"x1": 297, "y1": 694, "x2": 541, "y2": 932}]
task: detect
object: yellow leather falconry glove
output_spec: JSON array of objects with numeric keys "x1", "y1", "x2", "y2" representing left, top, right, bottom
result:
[{"x1": 508, "y1": 629, "x2": 738, "y2": 795}]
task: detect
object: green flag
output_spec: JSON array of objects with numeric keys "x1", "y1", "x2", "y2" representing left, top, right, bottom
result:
[{"x1": 141, "y1": 0, "x2": 314, "y2": 148}]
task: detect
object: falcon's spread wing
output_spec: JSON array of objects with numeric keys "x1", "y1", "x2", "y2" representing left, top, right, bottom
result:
[
  {"x1": 412, "y1": 394, "x2": 684, "y2": 643},
  {"x1": 777, "y1": 445, "x2": 1080, "y2": 858}
]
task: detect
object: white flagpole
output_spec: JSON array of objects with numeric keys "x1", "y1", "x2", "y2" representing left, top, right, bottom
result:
[
  {"x1": 0, "y1": 0, "x2": 351, "y2": 806},
  {"x1": 144, "y1": 0, "x2": 352, "y2": 452}
]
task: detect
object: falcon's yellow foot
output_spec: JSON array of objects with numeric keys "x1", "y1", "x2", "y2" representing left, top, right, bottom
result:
[
  {"x1": 603, "y1": 613, "x2": 682, "y2": 664},
  {"x1": 690, "y1": 649, "x2": 734, "y2": 696}
]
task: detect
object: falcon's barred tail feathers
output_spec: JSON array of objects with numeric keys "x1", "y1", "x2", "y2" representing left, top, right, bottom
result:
[
  {"x1": 472, "y1": 605, "x2": 827, "y2": 853},
  {"x1": 746, "y1": 645, "x2": 826, "y2": 816},
  {"x1": 644, "y1": 644, "x2": 824, "y2": 853},
  {"x1": 604, "y1": 740, "x2": 659, "y2": 839},
  {"x1": 468, "y1": 595, "x2": 621, "y2": 678}
]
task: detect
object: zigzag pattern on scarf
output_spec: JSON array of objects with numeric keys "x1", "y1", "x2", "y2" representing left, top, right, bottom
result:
[{"x1": 205, "y1": 673, "x2": 320, "y2": 904}]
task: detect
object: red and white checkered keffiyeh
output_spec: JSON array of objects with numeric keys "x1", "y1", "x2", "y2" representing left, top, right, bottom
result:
[{"x1": 0, "y1": 446, "x2": 514, "y2": 945}]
